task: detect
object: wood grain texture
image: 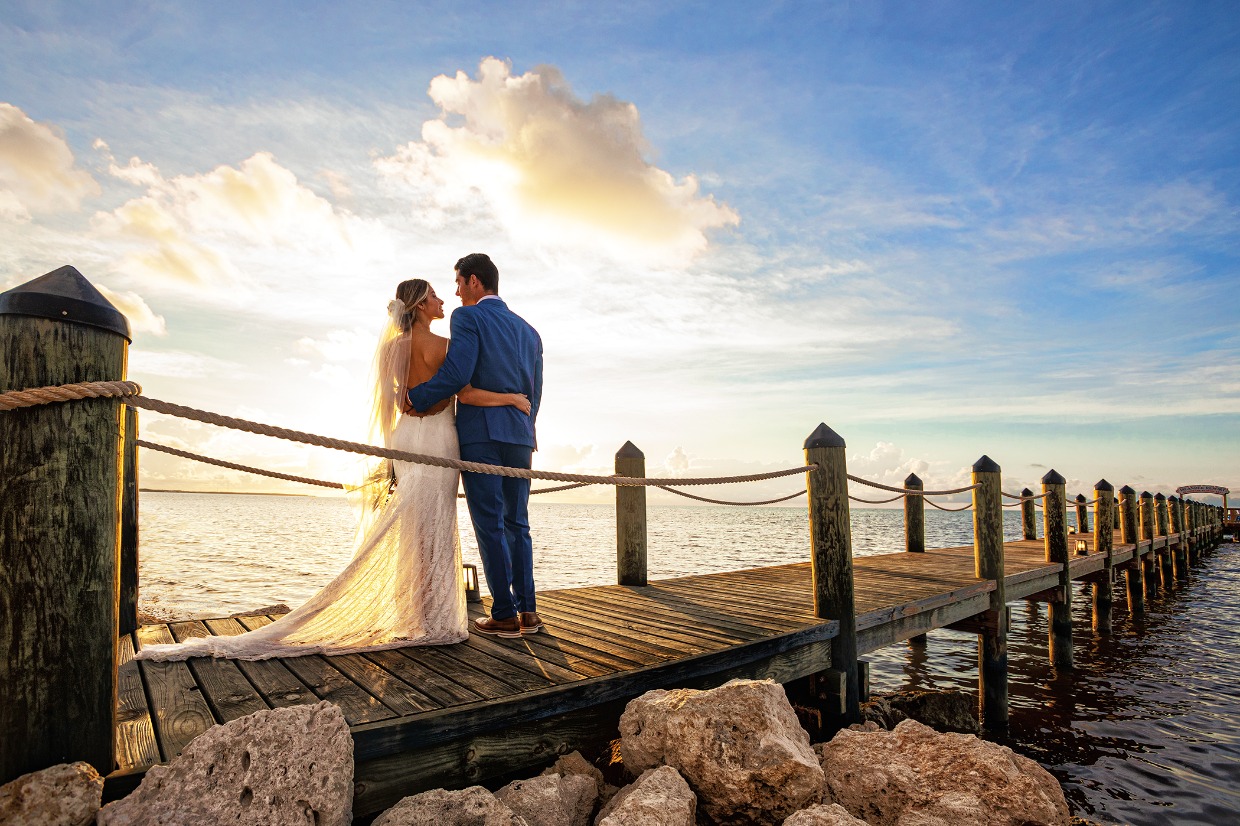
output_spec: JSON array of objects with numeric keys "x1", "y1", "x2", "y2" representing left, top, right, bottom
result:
[
  {"x1": 0, "y1": 315, "x2": 126, "y2": 782},
  {"x1": 904, "y1": 475, "x2": 925, "y2": 553},
  {"x1": 615, "y1": 445, "x2": 647, "y2": 586},
  {"x1": 1042, "y1": 480, "x2": 1072, "y2": 669},
  {"x1": 119, "y1": 406, "x2": 139, "y2": 637}
]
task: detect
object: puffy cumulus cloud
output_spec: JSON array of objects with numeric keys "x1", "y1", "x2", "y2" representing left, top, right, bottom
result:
[
  {"x1": 96, "y1": 284, "x2": 167, "y2": 337},
  {"x1": 377, "y1": 58, "x2": 738, "y2": 259},
  {"x1": 0, "y1": 103, "x2": 99, "y2": 220},
  {"x1": 95, "y1": 150, "x2": 352, "y2": 288}
]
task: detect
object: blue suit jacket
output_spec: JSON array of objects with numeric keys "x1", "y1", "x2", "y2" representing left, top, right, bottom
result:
[{"x1": 406, "y1": 297, "x2": 542, "y2": 448}]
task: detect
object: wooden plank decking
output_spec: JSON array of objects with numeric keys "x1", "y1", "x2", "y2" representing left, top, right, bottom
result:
[{"x1": 109, "y1": 529, "x2": 1179, "y2": 815}]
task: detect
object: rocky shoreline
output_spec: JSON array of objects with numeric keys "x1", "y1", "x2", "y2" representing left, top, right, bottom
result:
[{"x1": 1, "y1": 679, "x2": 1087, "y2": 826}]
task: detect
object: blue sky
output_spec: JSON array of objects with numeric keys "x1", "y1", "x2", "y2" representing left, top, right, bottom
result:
[{"x1": 1, "y1": 1, "x2": 1237, "y2": 504}]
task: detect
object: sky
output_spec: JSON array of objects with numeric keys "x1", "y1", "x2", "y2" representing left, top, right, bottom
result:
[{"x1": 1, "y1": 0, "x2": 1237, "y2": 507}]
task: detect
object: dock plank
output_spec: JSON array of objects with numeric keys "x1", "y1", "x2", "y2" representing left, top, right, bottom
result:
[
  {"x1": 168, "y1": 620, "x2": 271, "y2": 722},
  {"x1": 134, "y1": 624, "x2": 217, "y2": 760},
  {"x1": 115, "y1": 634, "x2": 159, "y2": 771}
]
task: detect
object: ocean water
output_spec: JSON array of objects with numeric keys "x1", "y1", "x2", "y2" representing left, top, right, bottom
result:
[{"x1": 136, "y1": 493, "x2": 1238, "y2": 824}]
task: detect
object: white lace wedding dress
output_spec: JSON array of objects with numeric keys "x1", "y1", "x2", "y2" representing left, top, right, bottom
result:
[{"x1": 135, "y1": 406, "x2": 469, "y2": 661}]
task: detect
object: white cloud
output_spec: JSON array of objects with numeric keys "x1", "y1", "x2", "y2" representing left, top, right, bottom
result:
[
  {"x1": 96, "y1": 284, "x2": 167, "y2": 336},
  {"x1": 94, "y1": 151, "x2": 353, "y2": 289},
  {"x1": 376, "y1": 57, "x2": 738, "y2": 260},
  {"x1": 0, "y1": 102, "x2": 99, "y2": 219}
]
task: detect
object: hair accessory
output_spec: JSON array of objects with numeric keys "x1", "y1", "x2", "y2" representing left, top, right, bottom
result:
[{"x1": 387, "y1": 299, "x2": 406, "y2": 323}]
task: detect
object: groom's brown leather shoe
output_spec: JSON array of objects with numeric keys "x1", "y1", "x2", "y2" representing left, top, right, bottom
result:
[
  {"x1": 519, "y1": 612, "x2": 544, "y2": 635},
  {"x1": 474, "y1": 615, "x2": 522, "y2": 638}
]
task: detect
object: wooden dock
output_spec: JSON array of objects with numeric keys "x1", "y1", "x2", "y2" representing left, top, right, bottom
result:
[{"x1": 108, "y1": 527, "x2": 1204, "y2": 817}]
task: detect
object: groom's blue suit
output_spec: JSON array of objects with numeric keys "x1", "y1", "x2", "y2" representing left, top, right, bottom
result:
[{"x1": 406, "y1": 296, "x2": 543, "y2": 620}]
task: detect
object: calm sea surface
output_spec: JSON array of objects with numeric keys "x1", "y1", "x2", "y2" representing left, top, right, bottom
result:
[{"x1": 138, "y1": 493, "x2": 1239, "y2": 824}]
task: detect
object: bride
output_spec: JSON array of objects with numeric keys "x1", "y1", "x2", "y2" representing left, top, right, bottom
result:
[{"x1": 135, "y1": 278, "x2": 529, "y2": 661}]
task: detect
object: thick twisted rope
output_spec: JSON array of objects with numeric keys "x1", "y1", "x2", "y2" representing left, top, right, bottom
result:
[
  {"x1": 1002, "y1": 490, "x2": 1050, "y2": 501},
  {"x1": 137, "y1": 440, "x2": 346, "y2": 490},
  {"x1": 849, "y1": 492, "x2": 906, "y2": 505},
  {"x1": 0, "y1": 380, "x2": 141, "y2": 411},
  {"x1": 847, "y1": 474, "x2": 979, "y2": 496},
  {"x1": 926, "y1": 499, "x2": 973, "y2": 512},
  {"x1": 656, "y1": 485, "x2": 805, "y2": 506}
]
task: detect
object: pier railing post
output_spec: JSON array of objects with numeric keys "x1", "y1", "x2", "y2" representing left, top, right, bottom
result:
[
  {"x1": 120, "y1": 406, "x2": 140, "y2": 636},
  {"x1": 804, "y1": 423, "x2": 859, "y2": 725},
  {"x1": 971, "y1": 455, "x2": 1007, "y2": 731},
  {"x1": 1042, "y1": 471, "x2": 1072, "y2": 669},
  {"x1": 1184, "y1": 500, "x2": 1197, "y2": 564},
  {"x1": 1154, "y1": 493, "x2": 1173, "y2": 589},
  {"x1": 1092, "y1": 480, "x2": 1114, "y2": 634},
  {"x1": 904, "y1": 473, "x2": 924, "y2": 553},
  {"x1": 1169, "y1": 495, "x2": 1187, "y2": 582},
  {"x1": 1139, "y1": 492, "x2": 1157, "y2": 597},
  {"x1": 615, "y1": 442, "x2": 648, "y2": 586},
  {"x1": 1119, "y1": 486, "x2": 1143, "y2": 616},
  {"x1": 1075, "y1": 494, "x2": 1089, "y2": 535},
  {"x1": 1020, "y1": 488, "x2": 1037, "y2": 540},
  {"x1": 0, "y1": 266, "x2": 130, "y2": 783}
]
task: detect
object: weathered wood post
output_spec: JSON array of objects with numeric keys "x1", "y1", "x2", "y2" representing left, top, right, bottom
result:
[
  {"x1": 1075, "y1": 494, "x2": 1089, "y2": 535},
  {"x1": 1020, "y1": 488, "x2": 1037, "y2": 540},
  {"x1": 1092, "y1": 480, "x2": 1114, "y2": 634},
  {"x1": 0, "y1": 266, "x2": 131, "y2": 783},
  {"x1": 1113, "y1": 496, "x2": 1120, "y2": 530},
  {"x1": 1042, "y1": 470, "x2": 1072, "y2": 669},
  {"x1": 972, "y1": 455, "x2": 1007, "y2": 731},
  {"x1": 1119, "y1": 486, "x2": 1144, "y2": 616},
  {"x1": 1169, "y1": 495, "x2": 1188, "y2": 582},
  {"x1": 1155, "y1": 493, "x2": 1173, "y2": 589},
  {"x1": 1138, "y1": 491, "x2": 1157, "y2": 596},
  {"x1": 904, "y1": 473, "x2": 925, "y2": 553},
  {"x1": 615, "y1": 442, "x2": 648, "y2": 586},
  {"x1": 804, "y1": 424, "x2": 859, "y2": 725},
  {"x1": 1184, "y1": 499, "x2": 1197, "y2": 564},
  {"x1": 119, "y1": 406, "x2": 140, "y2": 636}
]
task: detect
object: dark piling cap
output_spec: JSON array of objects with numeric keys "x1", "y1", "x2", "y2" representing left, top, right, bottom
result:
[
  {"x1": 1076, "y1": 493, "x2": 1087, "y2": 502},
  {"x1": 1041, "y1": 469, "x2": 1066, "y2": 485},
  {"x1": 972, "y1": 455, "x2": 999, "y2": 473},
  {"x1": 616, "y1": 440, "x2": 644, "y2": 459},
  {"x1": 904, "y1": 473, "x2": 922, "y2": 487},
  {"x1": 1168, "y1": 495, "x2": 1179, "y2": 502},
  {"x1": 1140, "y1": 490, "x2": 1153, "y2": 499},
  {"x1": 1154, "y1": 492, "x2": 1166, "y2": 501},
  {"x1": 1119, "y1": 485, "x2": 1135, "y2": 495},
  {"x1": 804, "y1": 423, "x2": 845, "y2": 449},
  {"x1": 0, "y1": 265, "x2": 131, "y2": 342},
  {"x1": 1021, "y1": 487, "x2": 1033, "y2": 496},
  {"x1": 1095, "y1": 479, "x2": 1113, "y2": 492}
]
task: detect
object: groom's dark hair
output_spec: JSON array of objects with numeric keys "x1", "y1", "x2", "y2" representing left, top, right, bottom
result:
[{"x1": 455, "y1": 253, "x2": 499, "y2": 293}]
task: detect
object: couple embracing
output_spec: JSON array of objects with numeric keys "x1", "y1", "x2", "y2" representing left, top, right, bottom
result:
[{"x1": 138, "y1": 253, "x2": 543, "y2": 661}]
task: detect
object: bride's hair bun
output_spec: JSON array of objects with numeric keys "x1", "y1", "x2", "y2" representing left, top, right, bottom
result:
[{"x1": 393, "y1": 279, "x2": 431, "y2": 331}]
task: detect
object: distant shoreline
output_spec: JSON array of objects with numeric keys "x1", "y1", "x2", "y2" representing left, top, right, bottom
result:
[{"x1": 140, "y1": 488, "x2": 310, "y2": 497}]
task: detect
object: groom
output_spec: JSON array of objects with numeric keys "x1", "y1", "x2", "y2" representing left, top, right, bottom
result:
[{"x1": 406, "y1": 253, "x2": 544, "y2": 638}]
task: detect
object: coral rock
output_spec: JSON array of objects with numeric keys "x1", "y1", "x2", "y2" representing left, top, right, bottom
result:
[
  {"x1": 374, "y1": 786, "x2": 528, "y2": 826},
  {"x1": 96, "y1": 701, "x2": 353, "y2": 826},
  {"x1": 782, "y1": 803, "x2": 869, "y2": 826},
  {"x1": 596, "y1": 766, "x2": 696, "y2": 826},
  {"x1": 861, "y1": 689, "x2": 978, "y2": 734},
  {"x1": 619, "y1": 679, "x2": 823, "y2": 824},
  {"x1": 0, "y1": 761, "x2": 102, "y2": 826},
  {"x1": 498, "y1": 773, "x2": 597, "y2": 826},
  {"x1": 815, "y1": 719, "x2": 1070, "y2": 825}
]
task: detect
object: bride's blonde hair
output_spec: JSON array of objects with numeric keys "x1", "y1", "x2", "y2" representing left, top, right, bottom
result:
[{"x1": 394, "y1": 279, "x2": 431, "y2": 332}]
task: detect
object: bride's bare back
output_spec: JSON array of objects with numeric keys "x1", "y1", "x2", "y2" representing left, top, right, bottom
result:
[{"x1": 406, "y1": 329, "x2": 452, "y2": 417}]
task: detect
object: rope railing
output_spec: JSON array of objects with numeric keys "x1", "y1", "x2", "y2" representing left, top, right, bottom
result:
[
  {"x1": 926, "y1": 499, "x2": 973, "y2": 512},
  {"x1": 849, "y1": 492, "x2": 906, "y2": 505},
  {"x1": 846, "y1": 473, "x2": 980, "y2": 497},
  {"x1": 655, "y1": 486, "x2": 805, "y2": 506},
  {"x1": 1001, "y1": 490, "x2": 1050, "y2": 501}
]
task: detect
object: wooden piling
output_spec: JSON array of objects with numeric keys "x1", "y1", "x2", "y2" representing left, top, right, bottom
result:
[
  {"x1": 1042, "y1": 470, "x2": 1072, "y2": 669},
  {"x1": 1075, "y1": 494, "x2": 1089, "y2": 534},
  {"x1": 0, "y1": 266, "x2": 130, "y2": 783},
  {"x1": 1169, "y1": 495, "x2": 1188, "y2": 582},
  {"x1": 1020, "y1": 488, "x2": 1036, "y2": 540},
  {"x1": 904, "y1": 473, "x2": 925, "y2": 553},
  {"x1": 1119, "y1": 486, "x2": 1144, "y2": 616},
  {"x1": 804, "y1": 423, "x2": 859, "y2": 724},
  {"x1": 615, "y1": 442, "x2": 648, "y2": 586},
  {"x1": 119, "y1": 406, "x2": 139, "y2": 636},
  {"x1": 1092, "y1": 480, "x2": 1114, "y2": 634},
  {"x1": 972, "y1": 455, "x2": 1007, "y2": 731},
  {"x1": 1139, "y1": 492, "x2": 1159, "y2": 597},
  {"x1": 1184, "y1": 500, "x2": 1197, "y2": 564},
  {"x1": 1155, "y1": 493, "x2": 1173, "y2": 589}
]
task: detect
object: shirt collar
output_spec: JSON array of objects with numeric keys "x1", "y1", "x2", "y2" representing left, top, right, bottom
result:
[{"x1": 477, "y1": 294, "x2": 501, "y2": 303}]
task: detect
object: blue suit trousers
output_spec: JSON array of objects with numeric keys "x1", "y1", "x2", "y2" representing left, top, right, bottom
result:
[{"x1": 459, "y1": 441, "x2": 535, "y2": 620}]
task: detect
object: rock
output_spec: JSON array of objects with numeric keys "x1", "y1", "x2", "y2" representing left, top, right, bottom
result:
[
  {"x1": 0, "y1": 761, "x2": 103, "y2": 826},
  {"x1": 886, "y1": 689, "x2": 978, "y2": 734},
  {"x1": 374, "y1": 786, "x2": 528, "y2": 826},
  {"x1": 596, "y1": 767, "x2": 695, "y2": 826},
  {"x1": 96, "y1": 701, "x2": 353, "y2": 826},
  {"x1": 497, "y1": 774, "x2": 597, "y2": 826},
  {"x1": 782, "y1": 803, "x2": 869, "y2": 826},
  {"x1": 815, "y1": 719, "x2": 1070, "y2": 826},
  {"x1": 858, "y1": 696, "x2": 907, "y2": 730},
  {"x1": 619, "y1": 679, "x2": 823, "y2": 825},
  {"x1": 542, "y1": 750, "x2": 619, "y2": 807}
]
